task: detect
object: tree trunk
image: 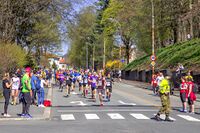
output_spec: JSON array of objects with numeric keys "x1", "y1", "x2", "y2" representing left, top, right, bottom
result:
[
  {"x1": 189, "y1": 0, "x2": 193, "y2": 38},
  {"x1": 125, "y1": 45, "x2": 130, "y2": 64}
]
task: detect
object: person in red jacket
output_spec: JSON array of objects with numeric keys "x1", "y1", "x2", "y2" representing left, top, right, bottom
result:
[
  {"x1": 187, "y1": 77, "x2": 196, "y2": 114},
  {"x1": 151, "y1": 74, "x2": 158, "y2": 95},
  {"x1": 179, "y1": 77, "x2": 188, "y2": 113}
]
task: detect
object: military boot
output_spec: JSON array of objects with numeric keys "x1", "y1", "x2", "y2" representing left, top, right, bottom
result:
[
  {"x1": 164, "y1": 116, "x2": 174, "y2": 122},
  {"x1": 151, "y1": 115, "x2": 162, "y2": 121}
]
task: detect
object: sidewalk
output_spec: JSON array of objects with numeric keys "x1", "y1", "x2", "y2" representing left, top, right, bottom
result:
[
  {"x1": 0, "y1": 85, "x2": 52, "y2": 120},
  {"x1": 121, "y1": 79, "x2": 200, "y2": 102}
]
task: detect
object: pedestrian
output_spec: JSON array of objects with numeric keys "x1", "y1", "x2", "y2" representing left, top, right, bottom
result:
[
  {"x1": 187, "y1": 77, "x2": 196, "y2": 114},
  {"x1": 179, "y1": 76, "x2": 188, "y2": 113},
  {"x1": 2, "y1": 73, "x2": 12, "y2": 117},
  {"x1": 36, "y1": 75, "x2": 47, "y2": 107},
  {"x1": 65, "y1": 71, "x2": 72, "y2": 97},
  {"x1": 21, "y1": 67, "x2": 32, "y2": 118},
  {"x1": 151, "y1": 76, "x2": 174, "y2": 122},
  {"x1": 11, "y1": 74, "x2": 20, "y2": 105},
  {"x1": 31, "y1": 71, "x2": 37, "y2": 105},
  {"x1": 151, "y1": 74, "x2": 158, "y2": 95}
]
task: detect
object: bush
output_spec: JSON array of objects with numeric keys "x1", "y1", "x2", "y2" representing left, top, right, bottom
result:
[{"x1": 0, "y1": 42, "x2": 26, "y2": 76}]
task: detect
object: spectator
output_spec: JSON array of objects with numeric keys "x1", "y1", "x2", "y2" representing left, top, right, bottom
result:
[
  {"x1": 11, "y1": 74, "x2": 20, "y2": 105},
  {"x1": 187, "y1": 77, "x2": 196, "y2": 114},
  {"x1": 36, "y1": 75, "x2": 47, "y2": 107},
  {"x1": 151, "y1": 74, "x2": 158, "y2": 95},
  {"x1": 179, "y1": 77, "x2": 188, "y2": 113},
  {"x1": 31, "y1": 71, "x2": 37, "y2": 105},
  {"x1": 2, "y1": 73, "x2": 12, "y2": 117},
  {"x1": 21, "y1": 67, "x2": 32, "y2": 118}
]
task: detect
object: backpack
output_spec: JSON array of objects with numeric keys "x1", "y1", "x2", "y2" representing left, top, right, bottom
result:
[
  {"x1": 36, "y1": 77, "x2": 41, "y2": 90},
  {"x1": 193, "y1": 83, "x2": 199, "y2": 93}
]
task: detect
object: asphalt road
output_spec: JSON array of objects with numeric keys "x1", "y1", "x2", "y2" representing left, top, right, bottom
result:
[{"x1": 0, "y1": 82, "x2": 200, "y2": 133}]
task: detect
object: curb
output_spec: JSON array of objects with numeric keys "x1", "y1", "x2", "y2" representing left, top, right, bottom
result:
[{"x1": 43, "y1": 84, "x2": 53, "y2": 120}]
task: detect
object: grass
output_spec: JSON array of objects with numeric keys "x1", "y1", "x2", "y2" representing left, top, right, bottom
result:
[{"x1": 124, "y1": 39, "x2": 200, "y2": 71}]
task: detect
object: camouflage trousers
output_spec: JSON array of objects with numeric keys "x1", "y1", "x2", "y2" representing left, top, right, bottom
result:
[{"x1": 158, "y1": 93, "x2": 171, "y2": 116}]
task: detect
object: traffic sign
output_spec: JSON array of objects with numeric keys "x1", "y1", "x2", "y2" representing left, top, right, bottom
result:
[
  {"x1": 151, "y1": 61, "x2": 156, "y2": 66},
  {"x1": 150, "y1": 55, "x2": 156, "y2": 61}
]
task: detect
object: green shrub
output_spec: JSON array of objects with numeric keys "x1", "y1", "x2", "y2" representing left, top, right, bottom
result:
[{"x1": 0, "y1": 42, "x2": 26, "y2": 76}]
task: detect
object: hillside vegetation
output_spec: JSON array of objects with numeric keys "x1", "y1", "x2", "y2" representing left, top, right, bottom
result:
[{"x1": 124, "y1": 39, "x2": 200, "y2": 72}]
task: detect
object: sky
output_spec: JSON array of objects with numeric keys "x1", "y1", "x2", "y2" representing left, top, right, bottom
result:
[{"x1": 59, "y1": 0, "x2": 97, "y2": 56}]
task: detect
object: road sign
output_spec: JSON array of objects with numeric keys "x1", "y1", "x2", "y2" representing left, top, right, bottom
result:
[
  {"x1": 150, "y1": 55, "x2": 156, "y2": 61},
  {"x1": 151, "y1": 61, "x2": 156, "y2": 66}
]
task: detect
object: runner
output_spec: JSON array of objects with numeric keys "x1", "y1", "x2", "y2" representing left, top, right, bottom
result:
[
  {"x1": 71, "y1": 70, "x2": 77, "y2": 92},
  {"x1": 97, "y1": 72, "x2": 106, "y2": 106},
  {"x1": 83, "y1": 71, "x2": 89, "y2": 98},
  {"x1": 65, "y1": 71, "x2": 72, "y2": 97},
  {"x1": 105, "y1": 73, "x2": 113, "y2": 102},
  {"x1": 78, "y1": 72, "x2": 84, "y2": 94},
  {"x1": 90, "y1": 72, "x2": 98, "y2": 102},
  {"x1": 11, "y1": 74, "x2": 20, "y2": 105},
  {"x1": 58, "y1": 70, "x2": 65, "y2": 92}
]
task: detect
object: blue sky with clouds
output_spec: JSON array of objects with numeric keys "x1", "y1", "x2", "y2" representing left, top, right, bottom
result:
[{"x1": 60, "y1": 0, "x2": 97, "y2": 56}]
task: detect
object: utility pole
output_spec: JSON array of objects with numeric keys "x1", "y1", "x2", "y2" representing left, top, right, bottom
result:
[
  {"x1": 86, "y1": 42, "x2": 88, "y2": 69},
  {"x1": 151, "y1": 0, "x2": 155, "y2": 74},
  {"x1": 93, "y1": 45, "x2": 95, "y2": 70},
  {"x1": 103, "y1": 37, "x2": 106, "y2": 69}
]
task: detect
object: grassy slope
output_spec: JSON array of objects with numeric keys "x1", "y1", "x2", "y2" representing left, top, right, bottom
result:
[{"x1": 124, "y1": 39, "x2": 200, "y2": 71}]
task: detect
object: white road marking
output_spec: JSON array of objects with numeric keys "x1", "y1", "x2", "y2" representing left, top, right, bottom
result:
[
  {"x1": 71, "y1": 92, "x2": 77, "y2": 95},
  {"x1": 107, "y1": 113, "x2": 125, "y2": 119},
  {"x1": 118, "y1": 100, "x2": 136, "y2": 106},
  {"x1": 178, "y1": 115, "x2": 200, "y2": 122},
  {"x1": 130, "y1": 113, "x2": 150, "y2": 119},
  {"x1": 154, "y1": 114, "x2": 176, "y2": 121},
  {"x1": 85, "y1": 114, "x2": 100, "y2": 120},
  {"x1": 70, "y1": 101, "x2": 87, "y2": 106},
  {"x1": 61, "y1": 114, "x2": 75, "y2": 121},
  {"x1": 58, "y1": 109, "x2": 157, "y2": 113}
]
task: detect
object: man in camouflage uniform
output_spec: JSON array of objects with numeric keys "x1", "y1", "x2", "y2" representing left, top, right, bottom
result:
[{"x1": 151, "y1": 75, "x2": 174, "y2": 122}]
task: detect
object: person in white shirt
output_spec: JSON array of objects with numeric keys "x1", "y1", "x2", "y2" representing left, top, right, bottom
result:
[
  {"x1": 37, "y1": 75, "x2": 48, "y2": 107},
  {"x1": 11, "y1": 74, "x2": 20, "y2": 105}
]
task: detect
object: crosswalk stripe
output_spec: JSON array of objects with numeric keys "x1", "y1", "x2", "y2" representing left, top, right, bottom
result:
[
  {"x1": 154, "y1": 114, "x2": 176, "y2": 121},
  {"x1": 61, "y1": 114, "x2": 75, "y2": 121},
  {"x1": 107, "y1": 113, "x2": 125, "y2": 119},
  {"x1": 85, "y1": 114, "x2": 100, "y2": 120},
  {"x1": 178, "y1": 115, "x2": 200, "y2": 122},
  {"x1": 130, "y1": 113, "x2": 150, "y2": 119}
]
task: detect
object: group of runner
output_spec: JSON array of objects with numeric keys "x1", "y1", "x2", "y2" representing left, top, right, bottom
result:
[{"x1": 55, "y1": 69, "x2": 114, "y2": 106}]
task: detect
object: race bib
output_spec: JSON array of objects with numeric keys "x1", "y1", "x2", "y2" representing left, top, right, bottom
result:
[
  {"x1": 98, "y1": 81, "x2": 102, "y2": 86},
  {"x1": 106, "y1": 82, "x2": 111, "y2": 86}
]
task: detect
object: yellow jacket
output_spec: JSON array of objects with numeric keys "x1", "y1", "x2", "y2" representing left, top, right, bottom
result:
[{"x1": 159, "y1": 79, "x2": 170, "y2": 94}]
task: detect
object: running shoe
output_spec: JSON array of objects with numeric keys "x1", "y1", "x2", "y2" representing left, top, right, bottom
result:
[
  {"x1": 3, "y1": 113, "x2": 11, "y2": 117},
  {"x1": 20, "y1": 114, "x2": 26, "y2": 117},
  {"x1": 25, "y1": 114, "x2": 33, "y2": 118}
]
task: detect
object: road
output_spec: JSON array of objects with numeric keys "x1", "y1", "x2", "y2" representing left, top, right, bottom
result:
[{"x1": 0, "y1": 82, "x2": 200, "y2": 133}]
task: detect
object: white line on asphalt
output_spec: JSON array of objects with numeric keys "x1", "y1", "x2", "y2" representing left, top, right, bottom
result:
[
  {"x1": 61, "y1": 114, "x2": 75, "y2": 121},
  {"x1": 71, "y1": 92, "x2": 77, "y2": 95},
  {"x1": 70, "y1": 101, "x2": 87, "y2": 106},
  {"x1": 57, "y1": 109, "x2": 157, "y2": 113},
  {"x1": 154, "y1": 114, "x2": 176, "y2": 121},
  {"x1": 85, "y1": 114, "x2": 100, "y2": 120},
  {"x1": 178, "y1": 115, "x2": 200, "y2": 122},
  {"x1": 130, "y1": 113, "x2": 150, "y2": 120},
  {"x1": 118, "y1": 100, "x2": 136, "y2": 106},
  {"x1": 107, "y1": 113, "x2": 125, "y2": 119}
]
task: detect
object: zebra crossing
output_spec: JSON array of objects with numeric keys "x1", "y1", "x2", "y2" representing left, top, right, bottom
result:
[{"x1": 59, "y1": 112, "x2": 200, "y2": 122}]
